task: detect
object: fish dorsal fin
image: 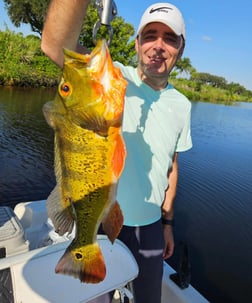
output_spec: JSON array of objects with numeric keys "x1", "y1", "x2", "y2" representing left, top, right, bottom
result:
[{"x1": 46, "y1": 184, "x2": 75, "y2": 236}]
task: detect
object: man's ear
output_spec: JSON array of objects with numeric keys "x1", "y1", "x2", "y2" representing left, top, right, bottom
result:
[
  {"x1": 135, "y1": 35, "x2": 139, "y2": 53},
  {"x1": 177, "y1": 38, "x2": 185, "y2": 60}
]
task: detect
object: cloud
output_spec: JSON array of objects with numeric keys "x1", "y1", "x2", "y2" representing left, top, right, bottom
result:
[{"x1": 202, "y1": 35, "x2": 212, "y2": 42}]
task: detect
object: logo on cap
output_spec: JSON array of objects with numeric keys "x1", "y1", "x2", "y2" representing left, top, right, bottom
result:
[{"x1": 149, "y1": 6, "x2": 172, "y2": 14}]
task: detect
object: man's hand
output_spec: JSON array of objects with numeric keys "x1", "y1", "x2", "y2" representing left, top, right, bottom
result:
[{"x1": 163, "y1": 225, "x2": 174, "y2": 259}]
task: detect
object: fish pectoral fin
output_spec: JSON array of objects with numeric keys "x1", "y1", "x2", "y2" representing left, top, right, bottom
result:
[
  {"x1": 102, "y1": 201, "x2": 123, "y2": 243},
  {"x1": 55, "y1": 243, "x2": 106, "y2": 283},
  {"x1": 46, "y1": 185, "x2": 75, "y2": 236},
  {"x1": 110, "y1": 130, "x2": 126, "y2": 179},
  {"x1": 43, "y1": 101, "x2": 55, "y2": 128}
]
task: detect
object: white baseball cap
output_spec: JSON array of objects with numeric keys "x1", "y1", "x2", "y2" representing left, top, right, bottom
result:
[{"x1": 137, "y1": 3, "x2": 186, "y2": 39}]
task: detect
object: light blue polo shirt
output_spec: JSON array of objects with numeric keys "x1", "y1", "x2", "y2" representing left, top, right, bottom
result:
[{"x1": 115, "y1": 62, "x2": 192, "y2": 226}]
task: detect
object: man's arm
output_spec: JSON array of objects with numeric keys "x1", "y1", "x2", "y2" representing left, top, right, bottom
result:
[
  {"x1": 162, "y1": 152, "x2": 178, "y2": 259},
  {"x1": 41, "y1": 0, "x2": 90, "y2": 68},
  {"x1": 162, "y1": 152, "x2": 178, "y2": 220}
]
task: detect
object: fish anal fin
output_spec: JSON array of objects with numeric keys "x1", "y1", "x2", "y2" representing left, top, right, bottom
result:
[
  {"x1": 102, "y1": 201, "x2": 123, "y2": 243},
  {"x1": 55, "y1": 243, "x2": 106, "y2": 283},
  {"x1": 111, "y1": 130, "x2": 126, "y2": 179}
]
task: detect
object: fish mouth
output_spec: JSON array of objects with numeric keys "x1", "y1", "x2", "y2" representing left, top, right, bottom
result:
[
  {"x1": 88, "y1": 40, "x2": 108, "y2": 73},
  {"x1": 62, "y1": 39, "x2": 108, "y2": 72},
  {"x1": 86, "y1": 40, "x2": 111, "y2": 94}
]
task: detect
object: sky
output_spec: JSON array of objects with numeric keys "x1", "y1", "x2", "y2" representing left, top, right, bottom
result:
[{"x1": 1, "y1": 0, "x2": 252, "y2": 90}]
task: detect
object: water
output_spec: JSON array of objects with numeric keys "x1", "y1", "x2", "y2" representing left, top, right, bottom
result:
[
  {"x1": 0, "y1": 87, "x2": 56, "y2": 207},
  {"x1": 1, "y1": 87, "x2": 252, "y2": 303},
  {"x1": 170, "y1": 102, "x2": 252, "y2": 303}
]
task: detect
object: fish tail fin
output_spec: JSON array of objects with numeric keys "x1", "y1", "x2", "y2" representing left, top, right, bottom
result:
[
  {"x1": 55, "y1": 243, "x2": 106, "y2": 283},
  {"x1": 102, "y1": 201, "x2": 123, "y2": 243}
]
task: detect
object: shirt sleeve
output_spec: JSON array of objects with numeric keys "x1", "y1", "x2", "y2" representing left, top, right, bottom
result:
[{"x1": 175, "y1": 103, "x2": 193, "y2": 152}]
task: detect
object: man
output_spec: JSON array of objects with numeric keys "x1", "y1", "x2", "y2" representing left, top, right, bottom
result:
[{"x1": 42, "y1": 2, "x2": 192, "y2": 303}]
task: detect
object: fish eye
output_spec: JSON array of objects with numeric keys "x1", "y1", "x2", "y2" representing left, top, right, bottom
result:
[
  {"x1": 60, "y1": 82, "x2": 72, "y2": 97},
  {"x1": 62, "y1": 84, "x2": 69, "y2": 92},
  {"x1": 75, "y1": 252, "x2": 83, "y2": 260}
]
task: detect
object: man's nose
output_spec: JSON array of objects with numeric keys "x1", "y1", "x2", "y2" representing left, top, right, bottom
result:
[{"x1": 153, "y1": 37, "x2": 165, "y2": 50}]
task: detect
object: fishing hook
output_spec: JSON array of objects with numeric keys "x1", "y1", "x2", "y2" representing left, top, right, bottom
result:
[{"x1": 93, "y1": 0, "x2": 117, "y2": 46}]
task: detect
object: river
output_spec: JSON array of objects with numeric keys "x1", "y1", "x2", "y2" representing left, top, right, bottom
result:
[{"x1": 1, "y1": 86, "x2": 252, "y2": 303}]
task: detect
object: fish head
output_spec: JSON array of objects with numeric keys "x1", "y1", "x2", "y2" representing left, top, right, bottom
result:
[{"x1": 58, "y1": 39, "x2": 127, "y2": 135}]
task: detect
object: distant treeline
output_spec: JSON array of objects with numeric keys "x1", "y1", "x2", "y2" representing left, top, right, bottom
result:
[{"x1": 0, "y1": 29, "x2": 251, "y2": 103}]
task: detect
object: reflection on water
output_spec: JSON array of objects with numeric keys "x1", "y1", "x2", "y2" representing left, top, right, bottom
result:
[
  {"x1": 1, "y1": 87, "x2": 252, "y2": 303},
  {"x1": 0, "y1": 87, "x2": 56, "y2": 206},
  {"x1": 170, "y1": 101, "x2": 252, "y2": 303}
]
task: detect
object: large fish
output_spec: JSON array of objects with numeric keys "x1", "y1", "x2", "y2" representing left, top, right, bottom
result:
[{"x1": 43, "y1": 40, "x2": 127, "y2": 283}]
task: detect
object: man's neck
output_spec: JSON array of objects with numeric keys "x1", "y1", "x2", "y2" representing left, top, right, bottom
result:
[{"x1": 137, "y1": 67, "x2": 168, "y2": 91}]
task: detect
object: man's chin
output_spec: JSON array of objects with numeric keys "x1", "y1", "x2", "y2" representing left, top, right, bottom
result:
[{"x1": 146, "y1": 69, "x2": 168, "y2": 78}]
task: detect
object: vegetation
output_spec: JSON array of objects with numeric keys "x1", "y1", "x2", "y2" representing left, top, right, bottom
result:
[
  {"x1": 0, "y1": 29, "x2": 59, "y2": 87},
  {"x1": 3, "y1": 0, "x2": 50, "y2": 36},
  {"x1": 1, "y1": 0, "x2": 252, "y2": 102},
  {"x1": 80, "y1": 2, "x2": 136, "y2": 66}
]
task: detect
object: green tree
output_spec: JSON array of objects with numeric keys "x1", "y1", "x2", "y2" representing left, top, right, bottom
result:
[
  {"x1": 191, "y1": 72, "x2": 227, "y2": 89},
  {"x1": 175, "y1": 57, "x2": 193, "y2": 77},
  {"x1": 81, "y1": 2, "x2": 136, "y2": 65},
  {"x1": 227, "y1": 82, "x2": 247, "y2": 95},
  {"x1": 3, "y1": 0, "x2": 50, "y2": 36},
  {"x1": 4, "y1": 0, "x2": 136, "y2": 65}
]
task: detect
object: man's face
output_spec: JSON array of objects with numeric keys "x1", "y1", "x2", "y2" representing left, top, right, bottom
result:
[{"x1": 136, "y1": 22, "x2": 184, "y2": 88}]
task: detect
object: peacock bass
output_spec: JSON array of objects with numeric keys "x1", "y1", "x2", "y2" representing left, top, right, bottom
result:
[{"x1": 43, "y1": 39, "x2": 127, "y2": 283}]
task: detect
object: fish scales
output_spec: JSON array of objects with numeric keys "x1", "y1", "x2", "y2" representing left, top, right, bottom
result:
[
  {"x1": 43, "y1": 40, "x2": 127, "y2": 283},
  {"x1": 57, "y1": 123, "x2": 112, "y2": 193}
]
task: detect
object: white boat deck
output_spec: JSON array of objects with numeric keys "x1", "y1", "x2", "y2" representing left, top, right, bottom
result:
[
  {"x1": 0, "y1": 237, "x2": 138, "y2": 303},
  {"x1": 0, "y1": 201, "x2": 209, "y2": 303}
]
